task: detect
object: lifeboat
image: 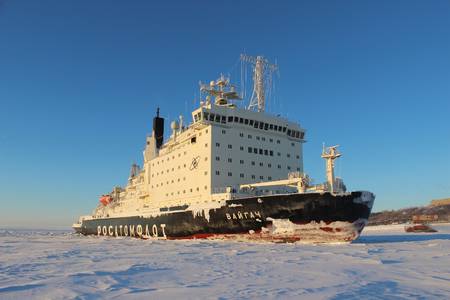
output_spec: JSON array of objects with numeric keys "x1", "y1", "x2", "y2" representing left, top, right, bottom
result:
[{"x1": 100, "y1": 195, "x2": 112, "y2": 206}]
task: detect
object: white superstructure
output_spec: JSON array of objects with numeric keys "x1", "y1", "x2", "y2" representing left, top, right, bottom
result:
[{"x1": 88, "y1": 55, "x2": 344, "y2": 220}]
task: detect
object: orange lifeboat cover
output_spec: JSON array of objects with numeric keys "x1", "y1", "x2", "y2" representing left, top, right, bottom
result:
[{"x1": 100, "y1": 195, "x2": 112, "y2": 206}]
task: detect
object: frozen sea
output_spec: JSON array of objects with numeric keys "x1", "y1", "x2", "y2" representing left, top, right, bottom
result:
[{"x1": 0, "y1": 224, "x2": 449, "y2": 299}]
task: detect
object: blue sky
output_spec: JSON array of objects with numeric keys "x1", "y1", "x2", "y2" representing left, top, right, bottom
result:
[{"x1": 1, "y1": 0, "x2": 449, "y2": 228}]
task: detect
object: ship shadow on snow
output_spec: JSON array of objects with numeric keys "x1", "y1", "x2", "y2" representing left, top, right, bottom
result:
[{"x1": 355, "y1": 234, "x2": 450, "y2": 244}]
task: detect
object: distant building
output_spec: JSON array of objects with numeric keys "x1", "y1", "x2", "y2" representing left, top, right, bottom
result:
[{"x1": 430, "y1": 198, "x2": 450, "y2": 207}]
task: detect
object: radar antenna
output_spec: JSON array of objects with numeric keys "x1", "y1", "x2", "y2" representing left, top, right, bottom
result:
[{"x1": 240, "y1": 54, "x2": 278, "y2": 112}]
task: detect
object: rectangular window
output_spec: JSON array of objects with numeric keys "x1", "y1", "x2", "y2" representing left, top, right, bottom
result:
[
  {"x1": 256, "y1": 136, "x2": 260, "y2": 140},
  {"x1": 240, "y1": 160, "x2": 244, "y2": 164},
  {"x1": 248, "y1": 147, "x2": 252, "y2": 153},
  {"x1": 259, "y1": 122, "x2": 264, "y2": 129},
  {"x1": 287, "y1": 154, "x2": 291, "y2": 158},
  {"x1": 251, "y1": 161, "x2": 255, "y2": 166},
  {"x1": 248, "y1": 134, "x2": 252, "y2": 139},
  {"x1": 239, "y1": 133, "x2": 244, "y2": 137},
  {"x1": 268, "y1": 176, "x2": 272, "y2": 180},
  {"x1": 269, "y1": 124, "x2": 273, "y2": 130},
  {"x1": 253, "y1": 148, "x2": 258, "y2": 154},
  {"x1": 239, "y1": 118, "x2": 243, "y2": 124},
  {"x1": 215, "y1": 114, "x2": 221, "y2": 122},
  {"x1": 283, "y1": 127, "x2": 287, "y2": 132},
  {"x1": 240, "y1": 173, "x2": 244, "y2": 178},
  {"x1": 216, "y1": 143, "x2": 220, "y2": 147},
  {"x1": 287, "y1": 129, "x2": 291, "y2": 136},
  {"x1": 278, "y1": 126, "x2": 282, "y2": 132},
  {"x1": 234, "y1": 116, "x2": 239, "y2": 122},
  {"x1": 222, "y1": 130, "x2": 226, "y2": 134},
  {"x1": 259, "y1": 149, "x2": 263, "y2": 155},
  {"x1": 249, "y1": 120, "x2": 254, "y2": 126},
  {"x1": 191, "y1": 137, "x2": 196, "y2": 143},
  {"x1": 264, "y1": 123, "x2": 268, "y2": 130},
  {"x1": 300, "y1": 132, "x2": 305, "y2": 139},
  {"x1": 209, "y1": 113, "x2": 215, "y2": 121},
  {"x1": 240, "y1": 146, "x2": 244, "y2": 151},
  {"x1": 228, "y1": 158, "x2": 232, "y2": 163},
  {"x1": 269, "y1": 150, "x2": 274, "y2": 156},
  {"x1": 259, "y1": 162, "x2": 263, "y2": 166},
  {"x1": 264, "y1": 149, "x2": 268, "y2": 155},
  {"x1": 228, "y1": 144, "x2": 232, "y2": 149},
  {"x1": 244, "y1": 119, "x2": 249, "y2": 125},
  {"x1": 254, "y1": 121, "x2": 259, "y2": 128},
  {"x1": 228, "y1": 172, "x2": 232, "y2": 176},
  {"x1": 251, "y1": 175, "x2": 256, "y2": 179},
  {"x1": 194, "y1": 115, "x2": 198, "y2": 122},
  {"x1": 221, "y1": 116, "x2": 226, "y2": 124},
  {"x1": 259, "y1": 175, "x2": 264, "y2": 180},
  {"x1": 278, "y1": 165, "x2": 281, "y2": 169},
  {"x1": 216, "y1": 171, "x2": 220, "y2": 175},
  {"x1": 216, "y1": 156, "x2": 220, "y2": 161},
  {"x1": 274, "y1": 125, "x2": 278, "y2": 131},
  {"x1": 228, "y1": 116, "x2": 233, "y2": 122},
  {"x1": 262, "y1": 137, "x2": 265, "y2": 141},
  {"x1": 268, "y1": 163, "x2": 272, "y2": 168},
  {"x1": 204, "y1": 112, "x2": 209, "y2": 120}
]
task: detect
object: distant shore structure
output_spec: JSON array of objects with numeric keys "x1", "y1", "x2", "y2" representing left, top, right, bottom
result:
[{"x1": 430, "y1": 198, "x2": 450, "y2": 207}]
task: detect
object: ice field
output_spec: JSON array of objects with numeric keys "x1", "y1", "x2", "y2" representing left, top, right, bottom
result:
[{"x1": 0, "y1": 224, "x2": 449, "y2": 299}]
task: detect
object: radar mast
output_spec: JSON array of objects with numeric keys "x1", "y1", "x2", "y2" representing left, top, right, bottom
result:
[{"x1": 240, "y1": 54, "x2": 278, "y2": 112}]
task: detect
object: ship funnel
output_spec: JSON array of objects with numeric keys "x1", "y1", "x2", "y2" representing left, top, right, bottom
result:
[{"x1": 153, "y1": 107, "x2": 164, "y2": 149}]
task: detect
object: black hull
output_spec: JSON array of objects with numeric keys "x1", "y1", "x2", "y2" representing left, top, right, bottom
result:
[{"x1": 76, "y1": 191, "x2": 374, "y2": 243}]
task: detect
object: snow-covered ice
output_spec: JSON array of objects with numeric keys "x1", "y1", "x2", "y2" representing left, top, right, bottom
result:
[{"x1": 1, "y1": 224, "x2": 449, "y2": 299}]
